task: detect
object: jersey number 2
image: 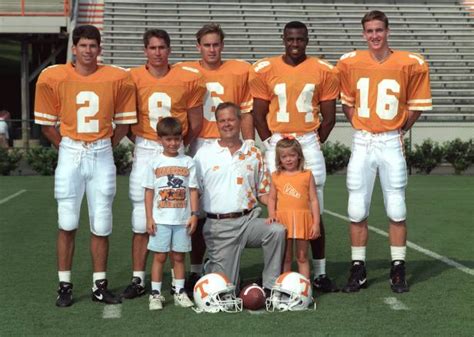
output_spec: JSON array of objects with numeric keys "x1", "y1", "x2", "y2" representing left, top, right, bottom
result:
[
  {"x1": 357, "y1": 78, "x2": 400, "y2": 120},
  {"x1": 77, "y1": 91, "x2": 99, "y2": 133}
]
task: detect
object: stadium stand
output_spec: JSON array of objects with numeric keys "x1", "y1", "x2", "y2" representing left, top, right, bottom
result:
[
  {"x1": 0, "y1": 0, "x2": 72, "y2": 147},
  {"x1": 0, "y1": 0, "x2": 472, "y2": 146},
  {"x1": 101, "y1": 0, "x2": 474, "y2": 122}
]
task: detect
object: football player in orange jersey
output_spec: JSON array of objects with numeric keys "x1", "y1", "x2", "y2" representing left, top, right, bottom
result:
[
  {"x1": 122, "y1": 29, "x2": 205, "y2": 300},
  {"x1": 337, "y1": 11, "x2": 432, "y2": 293},
  {"x1": 250, "y1": 21, "x2": 339, "y2": 292},
  {"x1": 34, "y1": 25, "x2": 137, "y2": 307},
  {"x1": 179, "y1": 23, "x2": 255, "y2": 293}
]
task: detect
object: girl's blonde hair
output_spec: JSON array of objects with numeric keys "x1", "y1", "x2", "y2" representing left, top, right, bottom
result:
[{"x1": 275, "y1": 137, "x2": 305, "y2": 172}]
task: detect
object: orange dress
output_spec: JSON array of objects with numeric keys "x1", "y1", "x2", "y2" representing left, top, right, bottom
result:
[{"x1": 272, "y1": 170, "x2": 314, "y2": 240}]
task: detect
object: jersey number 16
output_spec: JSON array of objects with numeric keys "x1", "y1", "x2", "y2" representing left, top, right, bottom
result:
[{"x1": 357, "y1": 78, "x2": 400, "y2": 120}]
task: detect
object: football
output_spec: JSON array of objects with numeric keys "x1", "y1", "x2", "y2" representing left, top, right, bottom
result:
[{"x1": 239, "y1": 283, "x2": 266, "y2": 310}]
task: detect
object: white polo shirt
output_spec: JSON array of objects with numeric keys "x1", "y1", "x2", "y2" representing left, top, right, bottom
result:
[{"x1": 194, "y1": 140, "x2": 270, "y2": 214}]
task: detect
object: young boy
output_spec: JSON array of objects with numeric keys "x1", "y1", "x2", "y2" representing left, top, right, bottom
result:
[{"x1": 143, "y1": 117, "x2": 199, "y2": 310}]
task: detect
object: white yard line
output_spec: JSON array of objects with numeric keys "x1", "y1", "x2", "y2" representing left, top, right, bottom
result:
[
  {"x1": 247, "y1": 309, "x2": 268, "y2": 315},
  {"x1": 0, "y1": 189, "x2": 27, "y2": 205},
  {"x1": 103, "y1": 304, "x2": 122, "y2": 319},
  {"x1": 324, "y1": 209, "x2": 474, "y2": 277},
  {"x1": 384, "y1": 297, "x2": 409, "y2": 311}
]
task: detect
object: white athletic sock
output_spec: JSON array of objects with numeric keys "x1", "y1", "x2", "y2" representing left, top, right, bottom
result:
[
  {"x1": 175, "y1": 279, "x2": 185, "y2": 293},
  {"x1": 58, "y1": 271, "x2": 71, "y2": 283},
  {"x1": 151, "y1": 282, "x2": 162, "y2": 294},
  {"x1": 133, "y1": 271, "x2": 146, "y2": 286},
  {"x1": 390, "y1": 246, "x2": 406, "y2": 262},
  {"x1": 92, "y1": 272, "x2": 106, "y2": 290},
  {"x1": 312, "y1": 258, "x2": 326, "y2": 278},
  {"x1": 351, "y1": 246, "x2": 367, "y2": 262},
  {"x1": 190, "y1": 264, "x2": 202, "y2": 275}
]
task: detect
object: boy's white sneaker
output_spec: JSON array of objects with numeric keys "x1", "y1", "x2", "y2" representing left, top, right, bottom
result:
[
  {"x1": 174, "y1": 289, "x2": 194, "y2": 308},
  {"x1": 149, "y1": 290, "x2": 165, "y2": 310}
]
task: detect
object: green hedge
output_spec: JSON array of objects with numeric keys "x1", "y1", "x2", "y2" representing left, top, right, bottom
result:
[
  {"x1": 1, "y1": 139, "x2": 472, "y2": 176},
  {"x1": 1, "y1": 143, "x2": 135, "y2": 176},
  {"x1": 404, "y1": 138, "x2": 473, "y2": 175},
  {"x1": 26, "y1": 147, "x2": 58, "y2": 176},
  {"x1": 0, "y1": 147, "x2": 23, "y2": 175},
  {"x1": 322, "y1": 141, "x2": 351, "y2": 174},
  {"x1": 443, "y1": 138, "x2": 474, "y2": 175}
]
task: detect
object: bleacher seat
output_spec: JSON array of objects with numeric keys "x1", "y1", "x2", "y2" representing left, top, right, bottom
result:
[{"x1": 101, "y1": 0, "x2": 474, "y2": 118}]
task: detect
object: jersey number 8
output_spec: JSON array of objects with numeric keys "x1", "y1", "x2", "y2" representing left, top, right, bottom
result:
[{"x1": 148, "y1": 92, "x2": 172, "y2": 130}]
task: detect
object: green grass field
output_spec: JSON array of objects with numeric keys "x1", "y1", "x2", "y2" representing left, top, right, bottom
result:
[{"x1": 0, "y1": 175, "x2": 473, "y2": 336}]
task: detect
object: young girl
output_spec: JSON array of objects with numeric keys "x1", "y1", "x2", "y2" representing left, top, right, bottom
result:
[{"x1": 266, "y1": 137, "x2": 321, "y2": 279}]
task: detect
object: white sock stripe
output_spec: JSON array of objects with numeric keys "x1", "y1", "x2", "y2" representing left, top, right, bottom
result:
[{"x1": 324, "y1": 209, "x2": 474, "y2": 277}]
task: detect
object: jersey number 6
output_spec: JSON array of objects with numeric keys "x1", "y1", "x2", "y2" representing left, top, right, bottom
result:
[{"x1": 203, "y1": 82, "x2": 224, "y2": 122}]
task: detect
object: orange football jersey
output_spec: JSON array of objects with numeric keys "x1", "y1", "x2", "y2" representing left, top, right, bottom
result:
[
  {"x1": 249, "y1": 55, "x2": 339, "y2": 134},
  {"x1": 34, "y1": 63, "x2": 137, "y2": 142},
  {"x1": 130, "y1": 64, "x2": 206, "y2": 140},
  {"x1": 180, "y1": 60, "x2": 253, "y2": 139},
  {"x1": 337, "y1": 50, "x2": 432, "y2": 133}
]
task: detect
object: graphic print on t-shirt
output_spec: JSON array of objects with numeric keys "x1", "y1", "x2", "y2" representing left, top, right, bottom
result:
[{"x1": 155, "y1": 166, "x2": 189, "y2": 208}]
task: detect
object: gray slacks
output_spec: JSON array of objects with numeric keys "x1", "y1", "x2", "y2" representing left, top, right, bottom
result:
[{"x1": 203, "y1": 208, "x2": 286, "y2": 289}]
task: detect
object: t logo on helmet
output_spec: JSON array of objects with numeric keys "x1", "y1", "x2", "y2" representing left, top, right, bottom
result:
[
  {"x1": 300, "y1": 277, "x2": 310, "y2": 297},
  {"x1": 194, "y1": 278, "x2": 209, "y2": 299}
]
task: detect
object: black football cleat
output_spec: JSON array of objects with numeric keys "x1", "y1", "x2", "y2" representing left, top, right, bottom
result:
[
  {"x1": 92, "y1": 279, "x2": 122, "y2": 304},
  {"x1": 122, "y1": 276, "x2": 146, "y2": 299},
  {"x1": 390, "y1": 260, "x2": 409, "y2": 293},
  {"x1": 342, "y1": 261, "x2": 368, "y2": 293},
  {"x1": 312, "y1": 274, "x2": 339, "y2": 292},
  {"x1": 56, "y1": 282, "x2": 73, "y2": 307}
]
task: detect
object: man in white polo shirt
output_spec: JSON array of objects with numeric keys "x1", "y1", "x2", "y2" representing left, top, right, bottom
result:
[{"x1": 194, "y1": 102, "x2": 286, "y2": 294}]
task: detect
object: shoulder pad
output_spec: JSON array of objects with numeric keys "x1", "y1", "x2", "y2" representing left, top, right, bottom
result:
[
  {"x1": 317, "y1": 59, "x2": 334, "y2": 70},
  {"x1": 340, "y1": 51, "x2": 357, "y2": 61},
  {"x1": 253, "y1": 59, "x2": 272, "y2": 73},
  {"x1": 181, "y1": 66, "x2": 200, "y2": 74}
]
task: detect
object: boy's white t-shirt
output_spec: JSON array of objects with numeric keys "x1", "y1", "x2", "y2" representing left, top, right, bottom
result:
[{"x1": 142, "y1": 153, "x2": 198, "y2": 225}]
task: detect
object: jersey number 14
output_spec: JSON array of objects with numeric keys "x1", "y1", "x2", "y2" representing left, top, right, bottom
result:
[{"x1": 274, "y1": 83, "x2": 315, "y2": 123}]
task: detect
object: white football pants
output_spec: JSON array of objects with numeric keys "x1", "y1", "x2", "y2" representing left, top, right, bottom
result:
[
  {"x1": 346, "y1": 130, "x2": 407, "y2": 223},
  {"x1": 55, "y1": 137, "x2": 116, "y2": 236}
]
